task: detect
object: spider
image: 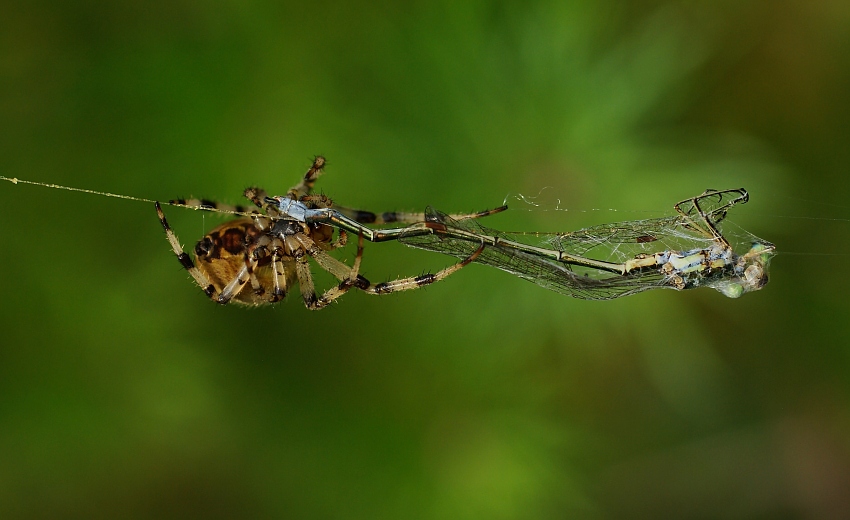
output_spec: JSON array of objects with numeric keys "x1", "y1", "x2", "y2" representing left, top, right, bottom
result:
[{"x1": 155, "y1": 157, "x2": 504, "y2": 309}]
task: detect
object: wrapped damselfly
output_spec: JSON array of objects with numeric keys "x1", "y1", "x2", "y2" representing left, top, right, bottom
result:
[{"x1": 284, "y1": 188, "x2": 774, "y2": 300}]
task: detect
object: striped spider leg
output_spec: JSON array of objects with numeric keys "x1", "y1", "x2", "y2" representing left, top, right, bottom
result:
[{"x1": 157, "y1": 157, "x2": 495, "y2": 308}]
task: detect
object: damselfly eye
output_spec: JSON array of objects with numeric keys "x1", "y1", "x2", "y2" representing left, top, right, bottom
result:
[{"x1": 744, "y1": 264, "x2": 764, "y2": 287}]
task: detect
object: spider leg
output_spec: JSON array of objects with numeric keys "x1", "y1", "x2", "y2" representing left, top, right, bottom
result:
[
  {"x1": 246, "y1": 244, "x2": 268, "y2": 298},
  {"x1": 297, "y1": 233, "x2": 372, "y2": 287},
  {"x1": 155, "y1": 202, "x2": 220, "y2": 301},
  {"x1": 216, "y1": 252, "x2": 255, "y2": 304},
  {"x1": 298, "y1": 260, "x2": 366, "y2": 310},
  {"x1": 353, "y1": 234, "x2": 486, "y2": 295},
  {"x1": 287, "y1": 156, "x2": 326, "y2": 200},
  {"x1": 304, "y1": 242, "x2": 361, "y2": 281},
  {"x1": 269, "y1": 245, "x2": 289, "y2": 303},
  {"x1": 167, "y1": 197, "x2": 257, "y2": 215},
  {"x1": 243, "y1": 186, "x2": 283, "y2": 219},
  {"x1": 291, "y1": 231, "x2": 373, "y2": 310},
  {"x1": 281, "y1": 204, "x2": 508, "y2": 243},
  {"x1": 294, "y1": 253, "x2": 328, "y2": 309},
  {"x1": 298, "y1": 232, "x2": 484, "y2": 309},
  {"x1": 330, "y1": 229, "x2": 348, "y2": 249},
  {"x1": 301, "y1": 194, "x2": 334, "y2": 208},
  {"x1": 333, "y1": 205, "x2": 508, "y2": 225},
  {"x1": 242, "y1": 186, "x2": 268, "y2": 209},
  {"x1": 350, "y1": 232, "x2": 364, "y2": 278}
]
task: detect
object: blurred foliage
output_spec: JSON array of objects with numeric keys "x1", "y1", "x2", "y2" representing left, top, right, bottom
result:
[{"x1": 2, "y1": 1, "x2": 850, "y2": 518}]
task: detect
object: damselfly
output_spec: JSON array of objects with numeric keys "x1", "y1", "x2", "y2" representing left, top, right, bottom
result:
[{"x1": 279, "y1": 188, "x2": 774, "y2": 300}]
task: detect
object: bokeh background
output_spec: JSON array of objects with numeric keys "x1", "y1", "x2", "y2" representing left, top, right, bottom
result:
[{"x1": 2, "y1": 1, "x2": 849, "y2": 518}]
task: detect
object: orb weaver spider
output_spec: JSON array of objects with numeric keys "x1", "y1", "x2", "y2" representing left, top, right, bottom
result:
[{"x1": 155, "y1": 157, "x2": 505, "y2": 309}]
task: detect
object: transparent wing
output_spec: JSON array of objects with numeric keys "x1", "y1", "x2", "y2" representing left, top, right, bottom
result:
[
  {"x1": 546, "y1": 217, "x2": 679, "y2": 256},
  {"x1": 399, "y1": 208, "x2": 679, "y2": 300},
  {"x1": 545, "y1": 188, "x2": 750, "y2": 260},
  {"x1": 674, "y1": 188, "x2": 749, "y2": 238}
]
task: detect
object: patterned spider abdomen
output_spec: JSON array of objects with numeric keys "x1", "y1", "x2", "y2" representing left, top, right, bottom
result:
[{"x1": 193, "y1": 218, "x2": 296, "y2": 306}]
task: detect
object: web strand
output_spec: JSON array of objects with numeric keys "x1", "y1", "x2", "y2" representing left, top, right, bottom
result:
[{"x1": 0, "y1": 176, "x2": 257, "y2": 218}]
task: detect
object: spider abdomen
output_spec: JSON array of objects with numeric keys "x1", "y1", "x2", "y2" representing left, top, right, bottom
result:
[{"x1": 194, "y1": 219, "x2": 296, "y2": 305}]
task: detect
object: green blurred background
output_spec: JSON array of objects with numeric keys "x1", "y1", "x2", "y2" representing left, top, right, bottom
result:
[{"x1": 2, "y1": 1, "x2": 849, "y2": 518}]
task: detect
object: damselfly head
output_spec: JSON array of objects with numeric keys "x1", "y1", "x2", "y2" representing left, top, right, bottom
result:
[{"x1": 715, "y1": 241, "x2": 776, "y2": 298}]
